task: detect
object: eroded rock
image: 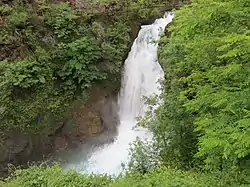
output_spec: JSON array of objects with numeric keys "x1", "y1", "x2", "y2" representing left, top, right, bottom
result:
[
  {"x1": 0, "y1": 87, "x2": 119, "y2": 176},
  {"x1": 0, "y1": 131, "x2": 29, "y2": 162},
  {"x1": 60, "y1": 87, "x2": 118, "y2": 148}
]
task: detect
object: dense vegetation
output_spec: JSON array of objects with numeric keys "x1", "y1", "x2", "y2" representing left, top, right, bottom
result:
[
  {"x1": 0, "y1": 0, "x2": 134, "y2": 135},
  {"x1": 0, "y1": 0, "x2": 169, "y2": 175},
  {"x1": 0, "y1": 165, "x2": 248, "y2": 187},
  {"x1": 1, "y1": 0, "x2": 250, "y2": 186},
  {"x1": 1, "y1": 165, "x2": 246, "y2": 187},
  {"x1": 156, "y1": 0, "x2": 250, "y2": 173}
]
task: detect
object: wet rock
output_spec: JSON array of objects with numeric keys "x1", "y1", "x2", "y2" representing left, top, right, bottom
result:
[
  {"x1": 61, "y1": 120, "x2": 78, "y2": 136},
  {"x1": 0, "y1": 88, "x2": 119, "y2": 176},
  {"x1": 0, "y1": 131, "x2": 29, "y2": 162},
  {"x1": 54, "y1": 136, "x2": 68, "y2": 151},
  {"x1": 59, "y1": 87, "x2": 117, "y2": 148},
  {"x1": 0, "y1": 131, "x2": 34, "y2": 177},
  {"x1": 101, "y1": 95, "x2": 118, "y2": 133}
]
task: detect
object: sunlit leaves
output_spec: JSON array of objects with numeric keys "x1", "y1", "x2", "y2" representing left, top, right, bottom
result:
[{"x1": 156, "y1": 0, "x2": 250, "y2": 171}]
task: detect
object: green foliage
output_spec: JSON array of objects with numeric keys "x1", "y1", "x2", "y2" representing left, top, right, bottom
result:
[
  {"x1": 6, "y1": 11, "x2": 28, "y2": 27},
  {"x1": 101, "y1": 22, "x2": 130, "y2": 75},
  {"x1": 2, "y1": 1, "x2": 250, "y2": 185},
  {"x1": 5, "y1": 59, "x2": 51, "y2": 88},
  {"x1": 0, "y1": 1, "x2": 132, "y2": 135},
  {"x1": 44, "y1": 3, "x2": 78, "y2": 40},
  {"x1": 126, "y1": 138, "x2": 161, "y2": 173},
  {"x1": 0, "y1": 4, "x2": 13, "y2": 15},
  {"x1": 152, "y1": 0, "x2": 250, "y2": 172},
  {"x1": 113, "y1": 168, "x2": 242, "y2": 187},
  {"x1": 1, "y1": 165, "x2": 246, "y2": 187},
  {"x1": 125, "y1": 0, "x2": 164, "y2": 20},
  {"x1": 57, "y1": 37, "x2": 105, "y2": 93},
  {"x1": 2, "y1": 165, "x2": 111, "y2": 187}
]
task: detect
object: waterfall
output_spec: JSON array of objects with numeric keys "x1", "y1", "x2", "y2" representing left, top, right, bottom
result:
[
  {"x1": 119, "y1": 12, "x2": 174, "y2": 122},
  {"x1": 63, "y1": 12, "x2": 174, "y2": 176}
]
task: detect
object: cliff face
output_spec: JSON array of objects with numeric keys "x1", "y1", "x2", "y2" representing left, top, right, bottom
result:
[
  {"x1": 54, "y1": 87, "x2": 118, "y2": 151},
  {"x1": 0, "y1": 87, "x2": 118, "y2": 176},
  {"x1": 0, "y1": 0, "x2": 186, "y2": 176},
  {"x1": 0, "y1": 2, "x2": 128, "y2": 175}
]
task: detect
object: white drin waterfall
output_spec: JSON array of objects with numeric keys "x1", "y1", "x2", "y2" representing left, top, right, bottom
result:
[{"x1": 63, "y1": 12, "x2": 174, "y2": 176}]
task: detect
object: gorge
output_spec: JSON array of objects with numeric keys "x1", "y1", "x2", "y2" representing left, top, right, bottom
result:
[
  {"x1": 1, "y1": 0, "x2": 250, "y2": 186},
  {"x1": 59, "y1": 12, "x2": 174, "y2": 175}
]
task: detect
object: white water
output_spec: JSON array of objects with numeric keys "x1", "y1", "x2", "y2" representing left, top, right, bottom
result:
[{"x1": 64, "y1": 12, "x2": 174, "y2": 176}]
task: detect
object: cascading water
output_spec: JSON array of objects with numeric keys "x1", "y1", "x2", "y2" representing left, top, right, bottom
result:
[{"x1": 63, "y1": 12, "x2": 174, "y2": 175}]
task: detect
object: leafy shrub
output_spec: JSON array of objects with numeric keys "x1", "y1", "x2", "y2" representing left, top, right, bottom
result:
[
  {"x1": 44, "y1": 3, "x2": 78, "y2": 40},
  {"x1": 6, "y1": 11, "x2": 28, "y2": 27},
  {"x1": 5, "y1": 59, "x2": 51, "y2": 88},
  {"x1": 1, "y1": 165, "x2": 246, "y2": 187},
  {"x1": 2, "y1": 165, "x2": 111, "y2": 187},
  {"x1": 154, "y1": 0, "x2": 250, "y2": 171},
  {"x1": 101, "y1": 22, "x2": 130, "y2": 75},
  {"x1": 57, "y1": 37, "x2": 105, "y2": 92},
  {"x1": 0, "y1": 0, "x2": 136, "y2": 136},
  {"x1": 126, "y1": 138, "x2": 162, "y2": 174}
]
